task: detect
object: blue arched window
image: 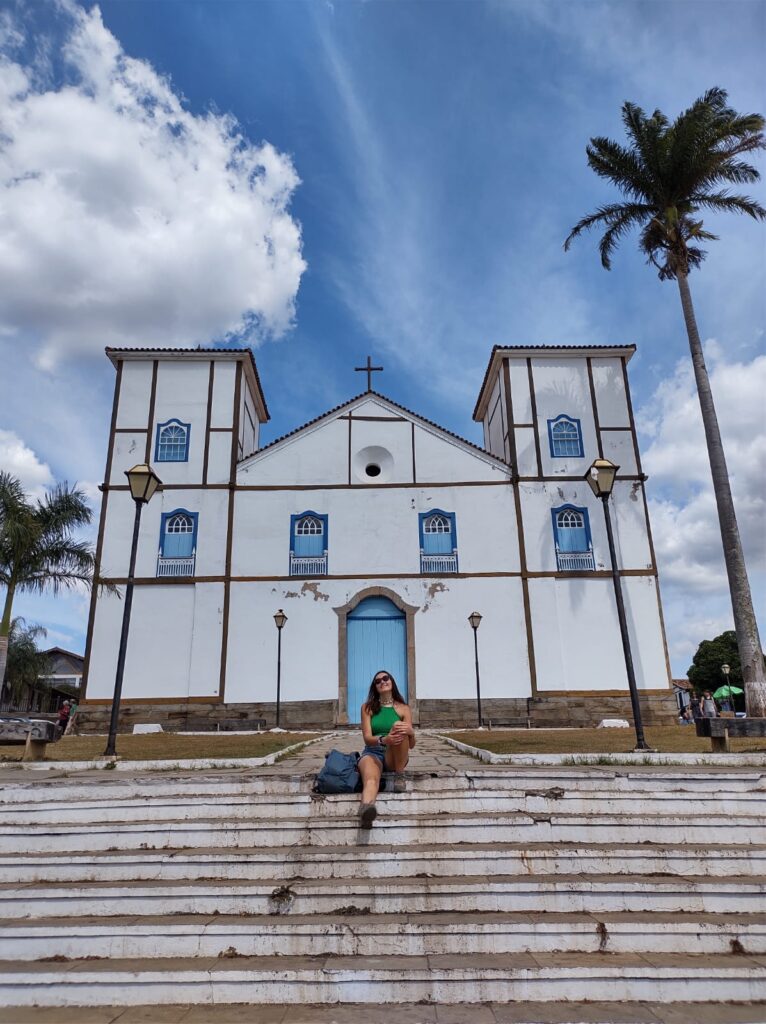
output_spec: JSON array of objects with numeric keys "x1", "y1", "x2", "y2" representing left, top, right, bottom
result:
[
  {"x1": 155, "y1": 419, "x2": 191, "y2": 462},
  {"x1": 547, "y1": 415, "x2": 583, "y2": 458},
  {"x1": 289, "y1": 512, "x2": 328, "y2": 576},
  {"x1": 419, "y1": 510, "x2": 458, "y2": 573},
  {"x1": 157, "y1": 509, "x2": 198, "y2": 577},
  {"x1": 551, "y1": 505, "x2": 594, "y2": 571}
]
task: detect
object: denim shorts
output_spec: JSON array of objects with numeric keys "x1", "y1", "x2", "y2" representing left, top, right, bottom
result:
[{"x1": 359, "y1": 743, "x2": 386, "y2": 766}]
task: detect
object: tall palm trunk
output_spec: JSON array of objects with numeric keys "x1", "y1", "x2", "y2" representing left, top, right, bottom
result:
[
  {"x1": 0, "y1": 583, "x2": 14, "y2": 689},
  {"x1": 677, "y1": 270, "x2": 766, "y2": 715}
]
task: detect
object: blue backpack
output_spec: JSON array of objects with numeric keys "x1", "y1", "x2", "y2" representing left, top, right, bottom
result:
[{"x1": 314, "y1": 749, "x2": 362, "y2": 794}]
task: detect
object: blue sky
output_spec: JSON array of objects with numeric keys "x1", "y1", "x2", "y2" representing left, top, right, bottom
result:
[{"x1": 1, "y1": 0, "x2": 764, "y2": 675}]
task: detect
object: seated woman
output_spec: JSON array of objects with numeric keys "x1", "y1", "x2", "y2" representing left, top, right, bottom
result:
[{"x1": 357, "y1": 670, "x2": 415, "y2": 828}]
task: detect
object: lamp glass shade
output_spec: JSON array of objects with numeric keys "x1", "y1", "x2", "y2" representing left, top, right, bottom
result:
[
  {"x1": 722, "y1": 664, "x2": 731, "y2": 676},
  {"x1": 585, "y1": 458, "x2": 619, "y2": 499},
  {"x1": 468, "y1": 611, "x2": 482, "y2": 630},
  {"x1": 125, "y1": 464, "x2": 162, "y2": 503},
  {"x1": 274, "y1": 610, "x2": 288, "y2": 630}
]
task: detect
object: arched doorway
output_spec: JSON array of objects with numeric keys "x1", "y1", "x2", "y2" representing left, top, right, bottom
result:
[{"x1": 346, "y1": 596, "x2": 408, "y2": 723}]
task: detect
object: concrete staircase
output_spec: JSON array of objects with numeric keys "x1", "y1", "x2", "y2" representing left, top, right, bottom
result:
[{"x1": 1, "y1": 749, "x2": 766, "y2": 1021}]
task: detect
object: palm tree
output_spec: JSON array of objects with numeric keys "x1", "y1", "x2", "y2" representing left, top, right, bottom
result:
[
  {"x1": 0, "y1": 472, "x2": 96, "y2": 688},
  {"x1": 2, "y1": 619, "x2": 50, "y2": 708},
  {"x1": 565, "y1": 87, "x2": 766, "y2": 715}
]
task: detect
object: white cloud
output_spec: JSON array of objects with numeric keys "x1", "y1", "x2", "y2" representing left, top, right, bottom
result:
[
  {"x1": 0, "y1": 429, "x2": 55, "y2": 501},
  {"x1": 0, "y1": 4, "x2": 306, "y2": 368},
  {"x1": 641, "y1": 345, "x2": 766, "y2": 592},
  {"x1": 637, "y1": 346, "x2": 766, "y2": 672}
]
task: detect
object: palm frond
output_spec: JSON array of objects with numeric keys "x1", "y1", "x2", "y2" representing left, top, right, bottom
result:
[
  {"x1": 565, "y1": 203, "x2": 653, "y2": 264},
  {"x1": 688, "y1": 191, "x2": 766, "y2": 219}
]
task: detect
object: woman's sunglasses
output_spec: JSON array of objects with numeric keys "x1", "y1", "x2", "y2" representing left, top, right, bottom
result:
[{"x1": 374, "y1": 675, "x2": 391, "y2": 684}]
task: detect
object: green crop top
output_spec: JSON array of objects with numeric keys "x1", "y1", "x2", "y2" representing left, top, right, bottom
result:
[{"x1": 370, "y1": 705, "x2": 402, "y2": 737}]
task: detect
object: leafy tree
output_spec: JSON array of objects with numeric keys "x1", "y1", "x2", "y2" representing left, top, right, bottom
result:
[
  {"x1": 565, "y1": 87, "x2": 766, "y2": 715},
  {"x1": 3, "y1": 618, "x2": 50, "y2": 706},
  {"x1": 688, "y1": 630, "x2": 766, "y2": 694},
  {"x1": 0, "y1": 472, "x2": 96, "y2": 688}
]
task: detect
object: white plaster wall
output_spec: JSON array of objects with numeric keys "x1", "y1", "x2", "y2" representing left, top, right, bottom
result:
[
  {"x1": 241, "y1": 388, "x2": 257, "y2": 459},
  {"x1": 230, "y1": 484, "x2": 519, "y2": 578},
  {"x1": 116, "y1": 361, "x2": 153, "y2": 428},
  {"x1": 414, "y1": 427, "x2": 504, "y2": 483},
  {"x1": 413, "y1": 576, "x2": 530, "y2": 699},
  {"x1": 120, "y1": 585, "x2": 196, "y2": 698},
  {"x1": 109, "y1": 432, "x2": 148, "y2": 485},
  {"x1": 520, "y1": 481, "x2": 652, "y2": 573},
  {"x1": 241, "y1": 418, "x2": 349, "y2": 486},
  {"x1": 84, "y1": 589, "x2": 125, "y2": 699},
  {"x1": 529, "y1": 575, "x2": 669, "y2": 692},
  {"x1": 486, "y1": 378, "x2": 505, "y2": 462},
  {"x1": 508, "y1": 359, "x2": 533, "y2": 423},
  {"x1": 210, "y1": 362, "x2": 236, "y2": 428},
  {"x1": 351, "y1": 418, "x2": 414, "y2": 484},
  {"x1": 225, "y1": 580, "x2": 339, "y2": 704},
  {"x1": 99, "y1": 491, "x2": 141, "y2": 578},
  {"x1": 150, "y1": 362, "x2": 209, "y2": 484},
  {"x1": 531, "y1": 358, "x2": 598, "y2": 477},
  {"x1": 207, "y1": 431, "x2": 233, "y2": 484},
  {"x1": 601, "y1": 430, "x2": 639, "y2": 475},
  {"x1": 515, "y1": 427, "x2": 538, "y2": 477},
  {"x1": 188, "y1": 583, "x2": 225, "y2": 697},
  {"x1": 592, "y1": 357, "x2": 630, "y2": 427}
]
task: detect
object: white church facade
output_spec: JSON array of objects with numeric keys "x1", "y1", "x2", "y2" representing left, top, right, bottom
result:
[{"x1": 80, "y1": 344, "x2": 675, "y2": 731}]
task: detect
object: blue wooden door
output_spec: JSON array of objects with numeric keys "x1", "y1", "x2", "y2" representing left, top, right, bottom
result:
[{"x1": 347, "y1": 596, "x2": 408, "y2": 723}]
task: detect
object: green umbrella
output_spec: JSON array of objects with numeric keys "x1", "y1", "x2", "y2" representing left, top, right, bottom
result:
[{"x1": 713, "y1": 684, "x2": 744, "y2": 700}]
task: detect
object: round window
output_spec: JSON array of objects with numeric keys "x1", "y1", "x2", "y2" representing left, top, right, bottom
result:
[{"x1": 365, "y1": 464, "x2": 381, "y2": 478}]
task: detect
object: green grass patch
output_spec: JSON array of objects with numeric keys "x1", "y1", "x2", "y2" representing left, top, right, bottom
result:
[
  {"x1": 445, "y1": 726, "x2": 766, "y2": 755},
  {"x1": 0, "y1": 731, "x2": 317, "y2": 763}
]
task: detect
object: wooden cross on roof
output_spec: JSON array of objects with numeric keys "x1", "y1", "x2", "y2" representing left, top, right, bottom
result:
[{"x1": 355, "y1": 356, "x2": 383, "y2": 392}]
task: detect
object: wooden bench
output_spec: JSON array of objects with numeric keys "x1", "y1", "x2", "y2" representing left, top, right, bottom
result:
[
  {"x1": 0, "y1": 717, "x2": 58, "y2": 761},
  {"x1": 695, "y1": 717, "x2": 766, "y2": 752}
]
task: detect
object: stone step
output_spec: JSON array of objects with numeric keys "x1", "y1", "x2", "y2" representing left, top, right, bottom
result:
[
  {"x1": 3, "y1": 768, "x2": 763, "y2": 804},
  {"x1": 1, "y1": 842, "x2": 764, "y2": 883},
  {"x1": 2, "y1": 1003, "x2": 766, "y2": 1024},
  {"x1": 1, "y1": 875, "x2": 763, "y2": 919},
  {"x1": 3, "y1": 911, "x2": 765, "y2": 960},
  {"x1": 1, "y1": 952, "x2": 765, "y2": 1006},
  {"x1": 2, "y1": 811, "x2": 764, "y2": 853},
  {"x1": 5, "y1": 788, "x2": 766, "y2": 824}
]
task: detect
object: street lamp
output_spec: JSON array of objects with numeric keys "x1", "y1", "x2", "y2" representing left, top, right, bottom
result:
[
  {"x1": 104, "y1": 463, "x2": 162, "y2": 757},
  {"x1": 721, "y1": 663, "x2": 733, "y2": 710},
  {"x1": 468, "y1": 611, "x2": 483, "y2": 728},
  {"x1": 585, "y1": 458, "x2": 650, "y2": 751},
  {"x1": 273, "y1": 610, "x2": 288, "y2": 728}
]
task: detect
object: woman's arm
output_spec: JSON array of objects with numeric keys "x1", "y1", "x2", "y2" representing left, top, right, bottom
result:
[
  {"x1": 390, "y1": 705, "x2": 416, "y2": 749},
  {"x1": 361, "y1": 706, "x2": 379, "y2": 747}
]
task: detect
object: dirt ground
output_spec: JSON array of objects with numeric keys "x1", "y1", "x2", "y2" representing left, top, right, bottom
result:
[{"x1": 0, "y1": 731, "x2": 315, "y2": 762}]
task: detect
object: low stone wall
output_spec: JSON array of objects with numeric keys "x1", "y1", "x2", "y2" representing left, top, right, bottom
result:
[
  {"x1": 74, "y1": 700, "x2": 337, "y2": 735},
  {"x1": 530, "y1": 693, "x2": 678, "y2": 728}
]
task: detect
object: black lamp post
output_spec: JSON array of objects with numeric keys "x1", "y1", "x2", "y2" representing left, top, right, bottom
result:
[
  {"x1": 468, "y1": 611, "x2": 483, "y2": 728},
  {"x1": 104, "y1": 463, "x2": 162, "y2": 757},
  {"x1": 585, "y1": 458, "x2": 650, "y2": 751},
  {"x1": 721, "y1": 663, "x2": 733, "y2": 710},
  {"x1": 273, "y1": 609, "x2": 288, "y2": 728}
]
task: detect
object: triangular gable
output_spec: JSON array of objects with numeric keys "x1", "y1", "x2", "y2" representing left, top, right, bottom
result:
[{"x1": 237, "y1": 391, "x2": 510, "y2": 486}]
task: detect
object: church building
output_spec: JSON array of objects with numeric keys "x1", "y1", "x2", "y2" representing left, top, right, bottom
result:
[{"x1": 80, "y1": 344, "x2": 675, "y2": 731}]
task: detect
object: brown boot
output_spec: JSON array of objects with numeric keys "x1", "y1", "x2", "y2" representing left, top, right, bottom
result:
[{"x1": 358, "y1": 802, "x2": 377, "y2": 829}]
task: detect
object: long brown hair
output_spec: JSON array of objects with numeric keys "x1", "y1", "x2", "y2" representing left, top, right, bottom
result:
[{"x1": 364, "y1": 670, "x2": 407, "y2": 716}]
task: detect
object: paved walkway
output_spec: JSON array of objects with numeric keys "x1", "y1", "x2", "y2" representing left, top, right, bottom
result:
[{"x1": 1, "y1": 1001, "x2": 764, "y2": 1023}]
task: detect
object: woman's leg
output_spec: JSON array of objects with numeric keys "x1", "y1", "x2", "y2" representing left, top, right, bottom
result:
[
  {"x1": 384, "y1": 740, "x2": 409, "y2": 773},
  {"x1": 358, "y1": 754, "x2": 383, "y2": 804}
]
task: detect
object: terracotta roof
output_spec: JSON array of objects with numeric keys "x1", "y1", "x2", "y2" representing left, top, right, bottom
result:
[
  {"x1": 105, "y1": 347, "x2": 269, "y2": 421},
  {"x1": 240, "y1": 390, "x2": 510, "y2": 470},
  {"x1": 473, "y1": 344, "x2": 637, "y2": 422},
  {"x1": 672, "y1": 678, "x2": 693, "y2": 690}
]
